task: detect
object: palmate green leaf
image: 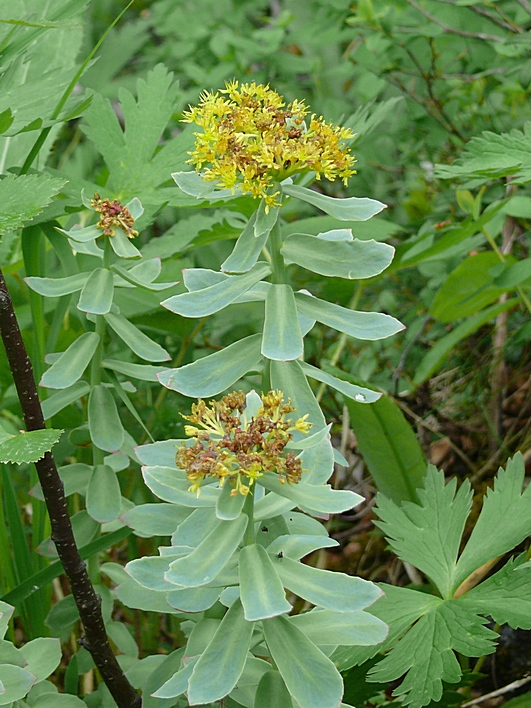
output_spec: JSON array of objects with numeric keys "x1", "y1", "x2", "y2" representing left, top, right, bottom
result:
[
  {"x1": 262, "y1": 614, "x2": 343, "y2": 708},
  {"x1": 158, "y1": 334, "x2": 262, "y2": 398},
  {"x1": 0, "y1": 174, "x2": 65, "y2": 234},
  {"x1": 262, "y1": 284, "x2": 303, "y2": 361},
  {"x1": 0, "y1": 428, "x2": 62, "y2": 464},
  {"x1": 374, "y1": 466, "x2": 472, "y2": 598},
  {"x1": 454, "y1": 453, "x2": 531, "y2": 591},
  {"x1": 295, "y1": 292, "x2": 404, "y2": 341},
  {"x1": 282, "y1": 182, "x2": 386, "y2": 221},
  {"x1": 187, "y1": 599, "x2": 253, "y2": 704},
  {"x1": 434, "y1": 122, "x2": 531, "y2": 184},
  {"x1": 239, "y1": 544, "x2": 292, "y2": 621},
  {"x1": 281, "y1": 233, "x2": 394, "y2": 279}
]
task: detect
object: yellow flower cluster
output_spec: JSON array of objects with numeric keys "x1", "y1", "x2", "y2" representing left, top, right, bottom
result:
[
  {"x1": 183, "y1": 80, "x2": 356, "y2": 210},
  {"x1": 176, "y1": 390, "x2": 312, "y2": 497}
]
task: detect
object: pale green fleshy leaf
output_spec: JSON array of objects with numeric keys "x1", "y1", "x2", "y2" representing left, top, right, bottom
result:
[{"x1": 282, "y1": 182, "x2": 386, "y2": 221}]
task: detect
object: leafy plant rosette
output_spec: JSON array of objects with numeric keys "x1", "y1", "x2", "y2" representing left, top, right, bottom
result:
[
  {"x1": 119, "y1": 389, "x2": 388, "y2": 707},
  {"x1": 334, "y1": 453, "x2": 531, "y2": 708}
]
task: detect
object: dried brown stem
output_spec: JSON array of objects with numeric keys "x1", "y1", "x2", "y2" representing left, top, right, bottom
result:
[{"x1": 0, "y1": 268, "x2": 140, "y2": 708}]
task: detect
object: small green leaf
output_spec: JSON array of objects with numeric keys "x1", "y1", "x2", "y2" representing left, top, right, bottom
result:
[
  {"x1": 262, "y1": 284, "x2": 303, "y2": 361},
  {"x1": 162, "y1": 261, "x2": 271, "y2": 317},
  {"x1": 165, "y1": 516, "x2": 247, "y2": 587},
  {"x1": 105, "y1": 312, "x2": 170, "y2": 362},
  {"x1": 0, "y1": 429, "x2": 62, "y2": 464},
  {"x1": 158, "y1": 333, "x2": 262, "y2": 397},
  {"x1": 19, "y1": 637, "x2": 61, "y2": 681},
  {"x1": 216, "y1": 482, "x2": 246, "y2": 520},
  {"x1": 41, "y1": 381, "x2": 90, "y2": 420},
  {"x1": 289, "y1": 609, "x2": 388, "y2": 646},
  {"x1": 86, "y1": 465, "x2": 122, "y2": 523},
  {"x1": 88, "y1": 384, "x2": 124, "y2": 453},
  {"x1": 272, "y1": 556, "x2": 382, "y2": 611},
  {"x1": 301, "y1": 361, "x2": 381, "y2": 404},
  {"x1": 103, "y1": 359, "x2": 168, "y2": 382},
  {"x1": 253, "y1": 671, "x2": 292, "y2": 708},
  {"x1": 221, "y1": 212, "x2": 270, "y2": 273},
  {"x1": 239, "y1": 544, "x2": 292, "y2": 621},
  {"x1": 152, "y1": 658, "x2": 196, "y2": 699},
  {"x1": 109, "y1": 228, "x2": 142, "y2": 259},
  {"x1": 0, "y1": 665, "x2": 36, "y2": 704},
  {"x1": 296, "y1": 292, "x2": 404, "y2": 341},
  {"x1": 167, "y1": 586, "x2": 220, "y2": 613},
  {"x1": 262, "y1": 614, "x2": 344, "y2": 708},
  {"x1": 25, "y1": 272, "x2": 88, "y2": 297},
  {"x1": 281, "y1": 233, "x2": 394, "y2": 279},
  {"x1": 282, "y1": 182, "x2": 386, "y2": 221},
  {"x1": 187, "y1": 599, "x2": 253, "y2": 704},
  {"x1": 172, "y1": 170, "x2": 235, "y2": 200},
  {"x1": 142, "y1": 466, "x2": 218, "y2": 508},
  {"x1": 258, "y1": 474, "x2": 362, "y2": 515},
  {"x1": 77, "y1": 268, "x2": 114, "y2": 314},
  {"x1": 0, "y1": 108, "x2": 14, "y2": 134},
  {"x1": 121, "y1": 503, "x2": 191, "y2": 536},
  {"x1": 0, "y1": 175, "x2": 66, "y2": 235},
  {"x1": 40, "y1": 332, "x2": 100, "y2": 389}
]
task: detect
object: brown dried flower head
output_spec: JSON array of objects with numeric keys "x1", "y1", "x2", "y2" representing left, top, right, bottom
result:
[{"x1": 90, "y1": 193, "x2": 139, "y2": 239}]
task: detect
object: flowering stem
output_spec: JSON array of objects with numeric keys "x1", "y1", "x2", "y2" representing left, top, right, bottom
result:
[{"x1": 242, "y1": 489, "x2": 256, "y2": 545}]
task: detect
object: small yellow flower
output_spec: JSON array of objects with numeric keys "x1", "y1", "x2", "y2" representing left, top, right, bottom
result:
[
  {"x1": 176, "y1": 390, "x2": 311, "y2": 496},
  {"x1": 183, "y1": 81, "x2": 356, "y2": 209}
]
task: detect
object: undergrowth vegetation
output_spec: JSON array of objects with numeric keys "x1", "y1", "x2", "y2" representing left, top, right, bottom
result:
[{"x1": 0, "y1": 1, "x2": 530, "y2": 707}]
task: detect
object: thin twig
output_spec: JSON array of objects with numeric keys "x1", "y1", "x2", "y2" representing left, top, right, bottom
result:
[
  {"x1": 434, "y1": 0, "x2": 522, "y2": 32},
  {"x1": 405, "y1": 0, "x2": 504, "y2": 41},
  {"x1": 461, "y1": 676, "x2": 531, "y2": 707},
  {"x1": 0, "y1": 269, "x2": 141, "y2": 708}
]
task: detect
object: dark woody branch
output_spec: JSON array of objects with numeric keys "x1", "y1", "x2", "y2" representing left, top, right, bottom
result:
[{"x1": 0, "y1": 267, "x2": 141, "y2": 708}]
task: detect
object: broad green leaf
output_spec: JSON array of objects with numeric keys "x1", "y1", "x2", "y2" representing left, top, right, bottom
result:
[
  {"x1": 374, "y1": 466, "x2": 472, "y2": 599},
  {"x1": 105, "y1": 312, "x2": 170, "y2": 362},
  {"x1": 19, "y1": 637, "x2": 61, "y2": 681},
  {"x1": 295, "y1": 292, "x2": 404, "y2": 340},
  {"x1": 126, "y1": 555, "x2": 184, "y2": 592},
  {"x1": 116, "y1": 578, "x2": 177, "y2": 614},
  {"x1": 171, "y1": 508, "x2": 220, "y2": 548},
  {"x1": 109, "y1": 228, "x2": 142, "y2": 259},
  {"x1": 40, "y1": 332, "x2": 99, "y2": 389},
  {"x1": 142, "y1": 466, "x2": 218, "y2": 507},
  {"x1": 253, "y1": 671, "x2": 292, "y2": 708},
  {"x1": 216, "y1": 482, "x2": 246, "y2": 520},
  {"x1": 0, "y1": 665, "x2": 36, "y2": 705},
  {"x1": 239, "y1": 544, "x2": 292, "y2": 621},
  {"x1": 86, "y1": 465, "x2": 121, "y2": 523},
  {"x1": 88, "y1": 384, "x2": 124, "y2": 453},
  {"x1": 430, "y1": 252, "x2": 508, "y2": 322},
  {"x1": 158, "y1": 334, "x2": 262, "y2": 397},
  {"x1": 162, "y1": 262, "x2": 271, "y2": 317},
  {"x1": 262, "y1": 284, "x2": 303, "y2": 361},
  {"x1": 301, "y1": 361, "x2": 381, "y2": 404},
  {"x1": 57, "y1": 224, "x2": 100, "y2": 243},
  {"x1": 281, "y1": 233, "x2": 394, "y2": 279},
  {"x1": 121, "y1": 503, "x2": 191, "y2": 536},
  {"x1": 493, "y1": 257, "x2": 531, "y2": 287},
  {"x1": 272, "y1": 555, "x2": 382, "y2": 611},
  {"x1": 290, "y1": 609, "x2": 388, "y2": 646},
  {"x1": 0, "y1": 429, "x2": 62, "y2": 465},
  {"x1": 152, "y1": 657, "x2": 197, "y2": 699},
  {"x1": 25, "y1": 272, "x2": 88, "y2": 297},
  {"x1": 165, "y1": 515, "x2": 247, "y2": 587},
  {"x1": 187, "y1": 599, "x2": 253, "y2": 704},
  {"x1": 258, "y1": 474, "x2": 362, "y2": 515},
  {"x1": 32, "y1": 693, "x2": 86, "y2": 706},
  {"x1": 459, "y1": 554, "x2": 531, "y2": 630},
  {"x1": 0, "y1": 174, "x2": 65, "y2": 235},
  {"x1": 414, "y1": 299, "x2": 518, "y2": 385},
  {"x1": 346, "y1": 394, "x2": 426, "y2": 503},
  {"x1": 221, "y1": 212, "x2": 270, "y2": 273},
  {"x1": 41, "y1": 381, "x2": 90, "y2": 420},
  {"x1": 282, "y1": 182, "x2": 386, "y2": 221},
  {"x1": 135, "y1": 439, "x2": 184, "y2": 467},
  {"x1": 454, "y1": 453, "x2": 531, "y2": 591},
  {"x1": 266, "y1": 534, "x2": 338, "y2": 560},
  {"x1": 166, "y1": 586, "x2": 220, "y2": 612},
  {"x1": 103, "y1": 359, "x2": 168, "y2": 382},
  {"x1": 77, "y1": 268, "x2": 114, "y2": 314},
  {"x1": 262, "y1": 614, "x2": 343, "y2": 708}
]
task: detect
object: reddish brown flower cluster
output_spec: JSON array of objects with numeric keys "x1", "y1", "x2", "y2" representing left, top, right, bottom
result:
[
  {"x1": 90, "y1": 193, "x2": 139, "y2": 238},
  {"x1": 176, "y1": 390, "x2": 311, "y2": 496}
]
